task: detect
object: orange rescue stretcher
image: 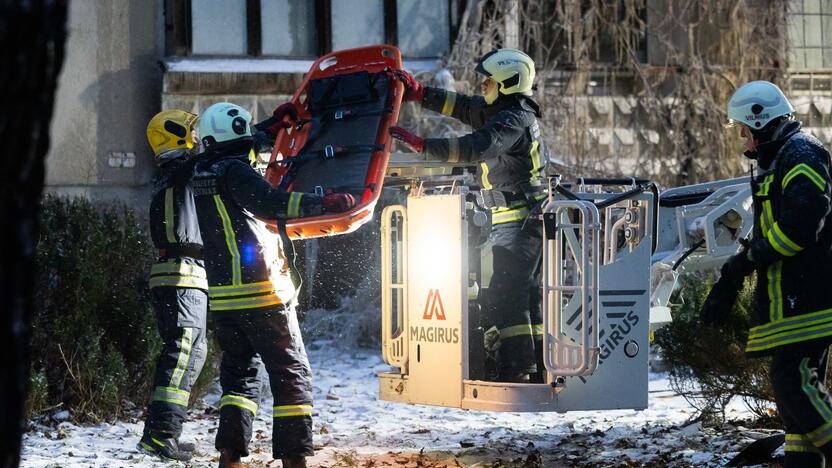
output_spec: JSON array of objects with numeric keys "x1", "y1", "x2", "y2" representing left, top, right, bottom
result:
[{"x1": 265, "y1": 45, "x2": 404, "y2": 239}]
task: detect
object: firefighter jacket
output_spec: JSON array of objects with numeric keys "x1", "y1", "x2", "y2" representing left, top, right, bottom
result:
[
  {"x1": 421, "y1": 87, "x2": 549, "y2": 224},
  {"x1": 148, "y1": 155, "x2": 208, "y2": 290},
  {"x1": 744, "y1": 120, "x2": 832, "y2": 357},
  {"x1": 192, "y1": 148, "x2": 324, "y2": 312}
]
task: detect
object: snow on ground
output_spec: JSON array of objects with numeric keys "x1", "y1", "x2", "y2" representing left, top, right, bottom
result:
[{"x1": 21, "y1": 341, "x2": 776, "y2": 467}]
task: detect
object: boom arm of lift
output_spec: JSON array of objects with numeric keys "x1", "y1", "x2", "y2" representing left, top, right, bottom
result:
[{"x1": 649, "y1": 176, "x2": 752, "y2": 326}]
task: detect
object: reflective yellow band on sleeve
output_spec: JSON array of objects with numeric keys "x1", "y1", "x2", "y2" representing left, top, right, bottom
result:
[
  {"x1": 151, "y1": 386, "x2": 190, "y2": 407},
  {"x1": 165, "y1": 188, "x2": 176, "y2": 243},
  {"x1": 273, "y1": 404, "x2": 312, "y2": 418},
  {"x1": 219, "y1": 394, "x2": 259, "y2": 414},
  {"x1": 288, "y1": 192, "x2": 302, "y2": 218},
  {"x1": 783, "y1": 163, "x2": 827, "y2": 191},
  {"x1": 766, "y1": 222, "x2": 803, "y2": 257},
  {"x1": 213, "y1": 195, "x2": 242, "y2": 285},
  {"x1": 441, "y1": 91, "x2": 457, "y2": 116},
  {"x1": 447, "y1": 137, "x2": 460, "y2": 163},
  {"x1": 479, "y1": 162, "x2": 493, "y2": 190},
  {"x1": 529, "y1": 141, "x2": 542, "y2": 177}
]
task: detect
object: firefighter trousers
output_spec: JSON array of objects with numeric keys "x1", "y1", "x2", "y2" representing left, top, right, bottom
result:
[
  {"x1": 144, "y1": 287, "x2": 208, "y2": 437},
  {"x1": 487, "y1": 219, "x2": 543, "y2": 378},
  {"x1": 770, "y1": 342, "x2": 832, "y2": 467},
  {"x1": 213, "y1": 306, "x2": 314, "y2": 459}
]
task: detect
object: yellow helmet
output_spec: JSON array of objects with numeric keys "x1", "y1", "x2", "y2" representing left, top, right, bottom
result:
[
  {"x1": 475, "y1": 48, "x2": 535, "y2": 104},
  {"x1": 146, "y1": 109, "x2": 198, "y2": 164}
]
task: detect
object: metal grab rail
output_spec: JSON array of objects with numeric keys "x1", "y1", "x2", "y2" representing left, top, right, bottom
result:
[
  {"x1": 542, "y1": 200, "x2": 601, "y2": 377},
  {"x1": 380, "y1": 205, "x2": 409, "y2": 371}
]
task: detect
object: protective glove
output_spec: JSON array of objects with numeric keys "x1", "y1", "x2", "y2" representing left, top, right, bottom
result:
[
  {"x1": 720, "y1": 251, "x2": 755, "y2": 289},
  {"x1": 700, "y1": 275, "x2": 740, "y2": 327},
  {"x1": 393, "y1": 69, "x2": 425, "y2": 102},
  {"x1": 388, "y1": 126, "x2": 424, "y2": 153},
  {"x1": 272, "y1": 102, "x2": 298, "y2": 122},
  {"x1": 254, "y1": 102, "x2": 298, "y2": 137},
  {"x1": 322, "y1": 192, "x2": 356, "y2": 213}
]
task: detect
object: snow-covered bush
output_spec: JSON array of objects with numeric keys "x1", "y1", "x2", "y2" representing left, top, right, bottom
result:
[
  {"x1": 655, "y1": 273, "x2": 775, "y2": 423},
  {"x1": 29, "y1": 195, "x2": 220, "y2": 422}
]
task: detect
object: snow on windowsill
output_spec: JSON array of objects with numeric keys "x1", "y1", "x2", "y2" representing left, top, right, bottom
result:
[{"x1": 162, "y1": 57, "x2": 442, "y2": 74}]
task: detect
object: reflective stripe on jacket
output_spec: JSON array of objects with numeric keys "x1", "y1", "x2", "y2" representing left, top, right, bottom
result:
[{"x1": 193, "y1": 152, "x2": 322, "y2": 311}]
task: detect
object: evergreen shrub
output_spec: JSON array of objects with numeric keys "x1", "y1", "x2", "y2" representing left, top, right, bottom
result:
[
  {"x1": 30, "y1": 195, "x2": 218, "y2": 422},
  {"x1": 655, "y1": 272, "x2": 774, "y2": 422}
]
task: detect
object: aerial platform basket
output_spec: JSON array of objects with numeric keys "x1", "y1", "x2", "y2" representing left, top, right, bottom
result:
[{"x1": 265, "y1": 45, "x2": 404, "y2": 239}]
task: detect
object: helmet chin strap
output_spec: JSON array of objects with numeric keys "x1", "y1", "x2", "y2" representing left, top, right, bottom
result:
[{"x1": 483, "y1": 85, "x2": 500, "y2": 105}]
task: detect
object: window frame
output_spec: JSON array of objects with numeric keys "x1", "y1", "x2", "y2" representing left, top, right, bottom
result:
[
  {"x1": 787, "y1": 0, "x2": 832, "y2": 70},
  {"x1": 164, "y1": 0, "x2": 456, "y2": 59}
]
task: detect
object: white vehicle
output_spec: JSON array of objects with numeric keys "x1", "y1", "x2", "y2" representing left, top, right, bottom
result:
[{"x1": 376, "y1": 155, "x2": 752, "y2": 412}]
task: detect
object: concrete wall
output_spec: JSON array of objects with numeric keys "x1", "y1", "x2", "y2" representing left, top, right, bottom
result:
[{"x1": 46, "y1": 0, "x2": 164, "y2": 208}]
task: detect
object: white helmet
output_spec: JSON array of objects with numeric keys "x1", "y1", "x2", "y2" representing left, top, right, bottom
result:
[
  {"x1": 475, "y1": 48, "x2": 535, "y2": 104},
  {"x1": 726, "y1": 81, "x2": 794, "y2": 130},
  {"x1": 198, "y1": 102, "x2": 253, "y2": 149}
]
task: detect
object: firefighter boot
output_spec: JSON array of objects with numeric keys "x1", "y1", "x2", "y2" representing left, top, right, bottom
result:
[
  {"x1": 137, "y1": 432, "x2": 193, "y2": 461},
  {"x1": 282, "y1": 456, "x2": 307, "y2": 468},
  {"x1": 218, "y1": 449, "x2": 247, "y2": 468}
]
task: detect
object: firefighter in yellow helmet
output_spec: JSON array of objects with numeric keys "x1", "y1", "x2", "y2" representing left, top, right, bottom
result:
[
  {"x1": 388, "y1": 49, "x2": 551, "y2": 382},
  {"x1": 137, "y1": 109, "x2": 208, "y2": 462}
]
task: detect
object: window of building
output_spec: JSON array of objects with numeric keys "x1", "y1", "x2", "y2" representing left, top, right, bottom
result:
[
  {"x1": 165, "y1": 0, "x2": 454, "y2": 59},
  {"x1": 396, "y1": 0, "x2": 450, "y2": 58},
  {"x1": 330, "y1": 0, "x2": 385, "y2": 50},
  {"x1": 261, "y1": 0, "x2": 317, "y2": 56},
  {"x1": 191, "y1": 0, "x2": 248, "y2": 55},
  {"x1": 788, "y1": 0, "x2": 832, "y2": 69}
]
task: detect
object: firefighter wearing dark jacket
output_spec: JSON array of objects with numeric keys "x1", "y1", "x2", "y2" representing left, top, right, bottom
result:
[
  {"x1": 703, "y1": 81, "x2": 832, "y2": 467},
  {"x1": 388, "y1": 49, "x2": 550, "y2": 382},
  {"x1": 192, "y1": 102, "x2": 355, "y2": 468},
  {"x1": 139, "y1": 110, "x2": 208, "y2": 462}
]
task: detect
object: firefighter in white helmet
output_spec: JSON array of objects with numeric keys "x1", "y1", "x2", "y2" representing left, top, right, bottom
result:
[
  {"x1": 192, "y1": 102, "x2": 354, "y2": 468},
  {"x1": 389, "y1": 49, "x2": 551, "y2": 382},
  {"x1": 702, "y1": 80, "x2": 832, "y2": 466}
]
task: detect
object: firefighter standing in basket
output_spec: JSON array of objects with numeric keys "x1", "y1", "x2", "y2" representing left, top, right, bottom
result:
[
  {"x1": 192, "y1": 102, "x2": 354, "y2": 468},
  {"x1": 388, "y1": 49, "x2": 551, "y2": 383},
  {"x1": 701, "y1": 81, "x2": 832, "y2": 467}
]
